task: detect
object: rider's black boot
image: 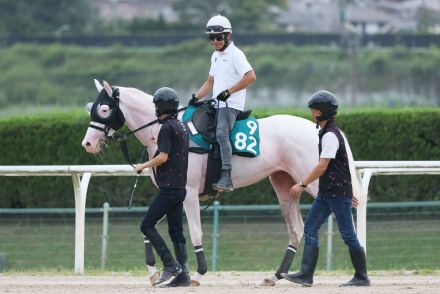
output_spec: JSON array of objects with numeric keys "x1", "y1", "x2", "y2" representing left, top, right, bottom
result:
[
  {"x1": 212, "y1": 169, "x2": 233, "y2": 192},
  {"x1": 341, "y1": 247, "x2": 371, "y2": 287},
  {"x1": 281, "y1": 245, "x2": 319, "y2": 287}
]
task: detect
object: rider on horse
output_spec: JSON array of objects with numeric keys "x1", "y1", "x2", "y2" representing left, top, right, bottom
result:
[{"x1": 189, "y1": 15, "x2": 256, "y2": 192}]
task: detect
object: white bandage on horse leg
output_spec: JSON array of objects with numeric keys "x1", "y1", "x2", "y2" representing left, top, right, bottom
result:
[{"x1": 147, "y1": 265, "x2": 158, "y2": 276}]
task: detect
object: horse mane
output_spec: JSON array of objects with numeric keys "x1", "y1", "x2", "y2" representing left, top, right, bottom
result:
[
  {"x1": 119, "y1": 86, "x2": 153, "y2": 101},
  {"x1": 342, "y1": 132, "x2": 367, "y2": 204}
]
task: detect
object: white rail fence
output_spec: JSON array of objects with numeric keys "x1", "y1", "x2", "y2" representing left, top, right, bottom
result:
[
  {"x1": 0, "y1": 161, "x2": 439, "y2": 274},
  {"x1": 355, "y1": 161, "x2": 440, "y2": 250},
  {"x1": 0, "y1": 165, "x2": 150, "y2": 274}
]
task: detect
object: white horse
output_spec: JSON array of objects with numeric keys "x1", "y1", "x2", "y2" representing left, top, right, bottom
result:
[{"x1": 82, "y1": 80, "x2": 365, "y2": 286}]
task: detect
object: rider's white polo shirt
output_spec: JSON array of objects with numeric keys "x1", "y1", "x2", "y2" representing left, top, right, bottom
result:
[{"x1": 209, "y1": 42, "x2": 253, "y2": 111}]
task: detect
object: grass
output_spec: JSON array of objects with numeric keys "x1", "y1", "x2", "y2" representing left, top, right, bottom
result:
[{"x1": 1, "y1": 207, "x2": 439, "y2": 273}]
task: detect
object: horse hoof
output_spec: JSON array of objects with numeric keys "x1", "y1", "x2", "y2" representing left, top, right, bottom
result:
[
  {"x1": 261, "y1": 278, "x2": 276, "y2": 286},
  {"x1": 190, "y1": 280, "x2": 200, "y2": 287},
  {"x1": 149, "y1": 271, "x2": 160, "y2": 286}
]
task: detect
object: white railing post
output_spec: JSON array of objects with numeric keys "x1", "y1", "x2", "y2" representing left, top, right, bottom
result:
[
  {"x1": 358, "y1": 169, "x2": 373, "y2": 252},
  {"x1": 326, "y1": 215, "x2": 334, "y2": 271},
  {"x1": 101, "y1": 202, "x2": 110, "y2": 270},
  {"x1": 72, "y1": 172, "x2": 91, "y2": 274}
]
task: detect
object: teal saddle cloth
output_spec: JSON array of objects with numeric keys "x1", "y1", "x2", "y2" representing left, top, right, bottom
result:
[{"x1": 182, "y1": 105, "x2": 260, "y2": 157}]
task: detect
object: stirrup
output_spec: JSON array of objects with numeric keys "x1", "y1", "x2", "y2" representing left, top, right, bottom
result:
[
  {"x1": 212, "y1": 184, "x2": 233, "y2": 192},
  {"x1": 199, "y1": 191, "x2": 220, "y2": 202}
]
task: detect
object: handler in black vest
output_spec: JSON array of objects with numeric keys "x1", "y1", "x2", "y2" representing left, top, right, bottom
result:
[
  {"x1": 135, "y1": 87, "x2": 190, "y2": 287},
  {"x1": 281, "y1": 90, "x2": 370, "y2": 287}
]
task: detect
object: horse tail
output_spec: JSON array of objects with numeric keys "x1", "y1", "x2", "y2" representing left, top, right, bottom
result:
[{"x1": 342, "y1": 132, "x2": 367, "y2": 204}]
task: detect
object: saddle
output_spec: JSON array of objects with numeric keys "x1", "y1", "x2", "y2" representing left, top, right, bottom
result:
[
  {"x1": 191, "y1": 100, "x2": 252, "y2": 146},
  {"x1": 187, "y1": 101, "x2": 252, "y2": 200}
]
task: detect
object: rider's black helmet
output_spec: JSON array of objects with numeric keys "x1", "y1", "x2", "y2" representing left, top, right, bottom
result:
[
  {"x1": 307, "y1": 90, "x2": 338, "y2": 121},
  {"x1": 153, "y1": 87, "x2": 179, "y2": 117}
]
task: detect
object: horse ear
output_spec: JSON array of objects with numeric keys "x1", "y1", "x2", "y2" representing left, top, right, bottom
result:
[
  {"x1": 103, "y1": 80, "x2": 113, "y2": 98},
  {"x1": 94, "y1": 79, "x2": 103, "y2": 93}
]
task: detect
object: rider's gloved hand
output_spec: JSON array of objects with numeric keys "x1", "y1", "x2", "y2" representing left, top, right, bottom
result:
[
  {"x1": 216, "y1": 89, "x2": 231, "y2": 102},
  {"x1": 188, "y1": 93, "x2": 199, "y2": 106}
]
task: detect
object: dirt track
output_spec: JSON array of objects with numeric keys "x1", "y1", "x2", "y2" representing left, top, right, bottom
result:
[{"x1": 1, "y1": 271, "x2": 440, "y2": 294}]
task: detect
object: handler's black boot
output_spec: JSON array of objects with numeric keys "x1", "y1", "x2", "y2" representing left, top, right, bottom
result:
[
  {"x1": 341, "y1": 247, "x2": 371, "y2": 287},
  {"x1": 281, "y1": 245, "x2": 319, "y2": 287},
  {"x1": 146, "y1": 229, "x2": 182, "y2": 286},
  {"x1": 153, "y1": 251, "x2": 182, "y2": 286},
  {"x1": 154, "y1": 260, "x2": 182, "y2": 286},
  {"x1": 161, "y1": 242, "x2": 191, "y2": 287},
  {"x1": 212, "y1": 169, "x2": 233, "y2": 192}
]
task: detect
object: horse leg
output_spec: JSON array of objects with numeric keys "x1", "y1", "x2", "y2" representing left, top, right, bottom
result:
[
  {"x1": 262, "y1": 171, "x2": 304, "y2": 286},
  {"x1": 143, "y1": 235, "x2": 160, "y2": 285},
  {"x1": 183, "y1": 186, "x2": 207, "y2": 286}
]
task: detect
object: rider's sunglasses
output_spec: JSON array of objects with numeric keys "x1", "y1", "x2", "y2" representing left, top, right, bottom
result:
[{"x1": 208, "y1": 33, "x2": 225, "y2": 42}]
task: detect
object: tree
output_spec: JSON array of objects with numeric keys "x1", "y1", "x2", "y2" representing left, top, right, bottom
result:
[
  {"x1": 0, "y1": 0, "x2": 100, "y2": 35},
  {"x1": 172, "y1": 0, "x2": 287, "y2": 33}
]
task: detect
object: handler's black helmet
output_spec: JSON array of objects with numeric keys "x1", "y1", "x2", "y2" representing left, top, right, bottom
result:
[
  {"x1": 308, "y1": 90, "x2": 338, "y2": 121},
  {"x1": 153, "y1": 87, "x2": 179, "y2": 117}
]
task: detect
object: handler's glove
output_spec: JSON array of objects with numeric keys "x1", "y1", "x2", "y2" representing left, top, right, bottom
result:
[
  {"x1": 216, "y1": 89, "x2": 231, "y2": 101},
  {"x1": 188, "y1": 93, "x2": 199, "y2": 106}
]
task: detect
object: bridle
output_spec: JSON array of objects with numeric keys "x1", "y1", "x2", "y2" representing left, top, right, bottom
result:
[{"x1": 89, "y1": 88, "x2": 157, "y2": 137}]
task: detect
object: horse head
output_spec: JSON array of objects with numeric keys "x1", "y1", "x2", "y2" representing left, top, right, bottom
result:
[{"x1": 81, "y1": 79, "x2": 156, "y2": 153}]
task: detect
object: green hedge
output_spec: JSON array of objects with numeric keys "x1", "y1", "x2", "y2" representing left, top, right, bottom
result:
[{"x1": 0, "y1": 108, "x2": 439, "y2": 208}]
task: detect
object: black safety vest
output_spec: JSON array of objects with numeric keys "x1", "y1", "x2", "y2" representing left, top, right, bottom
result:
[{"x1": 318, "y1": 121, "x2": 353, "y2": 197}]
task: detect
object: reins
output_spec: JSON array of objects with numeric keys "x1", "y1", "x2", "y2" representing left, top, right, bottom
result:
[{"x1": 107, "y1": 105, "x2": 190, "y2": 167}]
